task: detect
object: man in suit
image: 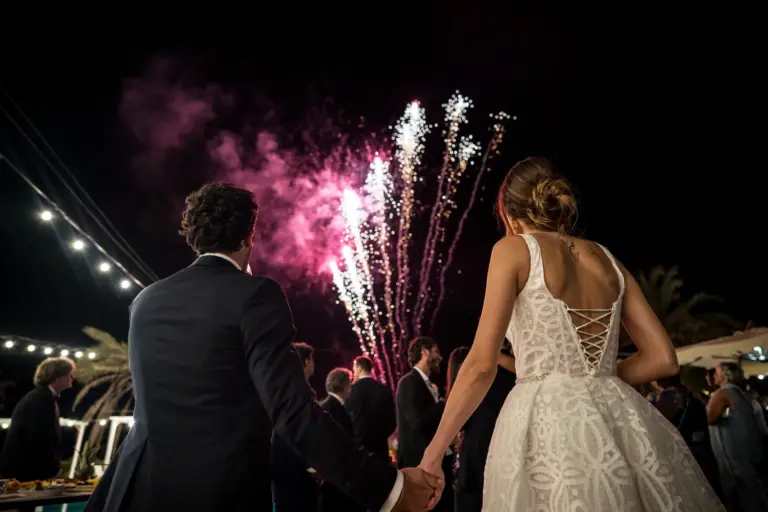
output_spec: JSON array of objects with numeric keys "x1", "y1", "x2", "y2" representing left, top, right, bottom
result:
[
  {"x1": 455, "y1": 342, "x2": 516, "y2": 512},
  {"x1": 318, "y1": 368, "x2": 362, "y2": 512},
  {"x1": 272, "y1": 341, "x2": 319, "y2": 511},
  {"x1": 0, "y1": 357, "x2": 75, "y2": 481},
  {"x1": 85, "y1": 183, "x2": 441, "y2": 512},
  {"x1": 345, "y1": 355, "x2": 396, "y2": 462},
  {"x1": 397, "y1": 337, "x2": 453, "y2": 512}
]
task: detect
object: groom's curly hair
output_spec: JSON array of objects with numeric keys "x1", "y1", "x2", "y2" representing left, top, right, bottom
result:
[{"x1": 180, "y1": 182, "x2": 258, "y2": 255}]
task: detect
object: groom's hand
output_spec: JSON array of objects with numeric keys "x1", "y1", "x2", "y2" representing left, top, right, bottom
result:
[{"x1": 393, "y1": 468, "x2": 443, "y2": 511}]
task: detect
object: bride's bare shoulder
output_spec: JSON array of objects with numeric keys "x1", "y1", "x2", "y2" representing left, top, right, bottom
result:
[{"x1": 492, "y1": 234, "x2": 530, "y2": 255}]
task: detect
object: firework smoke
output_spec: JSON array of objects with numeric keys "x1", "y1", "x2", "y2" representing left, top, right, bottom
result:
[{"x1": 120, "y1": 58, "x2": 376, "y2": 285}]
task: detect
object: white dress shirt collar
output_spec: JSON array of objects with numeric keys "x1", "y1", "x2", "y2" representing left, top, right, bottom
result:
[
  {"x1": 414, "y1": 366, "x2": 431, "y2": 384},
  {"x1": 328, "y1": 392, "x2": 345, "y2": 406},
  {"x1": 199, "y1": 253, "x2": 242, "y2": 271}
]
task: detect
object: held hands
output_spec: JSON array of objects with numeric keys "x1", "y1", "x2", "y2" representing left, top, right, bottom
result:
[
  {"x1": 417, "y1": 446, "x2": 446, "y2": 506},
  {"x1": 394, "y1": 467, "x2": 444, "y2": 511}
]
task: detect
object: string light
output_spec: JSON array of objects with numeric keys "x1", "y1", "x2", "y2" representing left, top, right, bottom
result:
[
  {"x1": 0, "y1": 156, "x2": 148, "y2": 295},
  {"x1": 1, "y1": 335, "x2": 96, "y2": 360}
]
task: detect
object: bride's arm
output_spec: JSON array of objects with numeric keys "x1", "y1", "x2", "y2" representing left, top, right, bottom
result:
[
  {"x1": 420, "y1": 236, "x2": 525, "y2": 473},
  {"x1": 616, "y1": 261, "x2": 679, "y2": 385}
]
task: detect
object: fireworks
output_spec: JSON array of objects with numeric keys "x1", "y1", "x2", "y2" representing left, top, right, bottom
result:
[{"x1": 330, "y1": 93, "x2": 510, "y2": 387}]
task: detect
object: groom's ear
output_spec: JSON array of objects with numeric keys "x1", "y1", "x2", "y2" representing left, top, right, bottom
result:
[{"x1": 242, "y1": 230, "x2": 256, "y2": 248}]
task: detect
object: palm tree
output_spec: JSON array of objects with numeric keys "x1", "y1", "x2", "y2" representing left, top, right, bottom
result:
[
  {"x1": 73, "y1": 327, "x2": 132, "y2": 447},
  {"x1": 635, "y1": 266, "x2": 741, "y2": 347}
]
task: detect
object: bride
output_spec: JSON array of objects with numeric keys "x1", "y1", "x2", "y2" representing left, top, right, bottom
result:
[{"x1": 418, "y1": 157, "x2": 723, "y2": 511}]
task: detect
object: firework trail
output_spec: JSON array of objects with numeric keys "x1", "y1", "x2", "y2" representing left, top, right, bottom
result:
[
  {"x1": 412, "y1": 93, "x2": 475, "y2": 335},
  {"x1": 392, "y1": 102, "x2": 429, "y2": 369},
  {"x1": 365, "y1": 157, "x2": 398, "y2": 382},
  {"x1": 330, "y1": 261, "x2": 366, "y2": 354},
  {"x1": 429, "y1": 112, "x2": 510, "y2": 332},
  {"x1": 338, "y1": 191, "x2": 391, "y2": 383}
]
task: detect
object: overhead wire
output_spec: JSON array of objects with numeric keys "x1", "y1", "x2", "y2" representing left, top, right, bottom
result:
[{"x1": 0, "y1": 88, "x2": 159, "y2": 282}]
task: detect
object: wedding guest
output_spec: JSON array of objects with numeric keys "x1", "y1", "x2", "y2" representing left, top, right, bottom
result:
[
  {"x1": 707, "y1": 362, "x2": 768, "y2": 511},
  {"x1": 345, "y1": 356, "x2": 397, "y2": 462},
  {"x1": 454, "y1": 341, "x2": 516, "y2": 512},
  {"x1": 319, "y1": 368, "x2": 362, "y2": 512},
  {"x1": 397, "y1": 337, "x2": 453, "y2": 512},
  {"x1": 653, "y1": 374, "x2": 722, "y2": 500},
  {"x1": 0, "y1": 357, "x2": 75, "y2": 481},
  {"x1": 272, "y1": 342, "x2": 319, "y2": 512}
]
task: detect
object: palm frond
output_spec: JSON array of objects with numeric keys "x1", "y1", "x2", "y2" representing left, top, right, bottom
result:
[
  {"x1": 633, "y1": 265, "x2": 741, "y2": 347},
  {"x1": 74, "y1": 374, "x2": 118, "y2": 408}
]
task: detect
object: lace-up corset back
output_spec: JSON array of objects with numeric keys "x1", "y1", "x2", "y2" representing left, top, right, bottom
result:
[{"x1": 506, "y1": 234, "x2": 625, "y2": 382}]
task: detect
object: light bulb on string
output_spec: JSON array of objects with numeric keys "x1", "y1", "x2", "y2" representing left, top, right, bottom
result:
[
  {"x1": 98, "y1": 262, "x2": 111, "y2": 273},
  {"x1": 60, "y1": 350, "x2": 69, "y2": 357},
  {"x1": 1, "y1": 423, "x2": 8, "y2": 430},
  {"x1": 88, "y1": 352, "x2": 96, "y2": 360},
  {"x1": 119, "y1": 279, "x2": 131, "y2": 290},
  {"x1": 4, "y1": 341, "x2": 14, "y2": 349},
  {"x1": 40, "y1": 210, "x2": 54, "y2": 221},
  {"x1": 71, "y1": 239, "x2": 86, "y2": 251},
  {"x1": 27, "y1": 344, "x2": 36, "y2": 352},
  {"x1": 74, "y1": 351, "x2": 83, "y2": 359},
  {"x1": 43, "y1": 347, "x2": 53, "y2": 355}
]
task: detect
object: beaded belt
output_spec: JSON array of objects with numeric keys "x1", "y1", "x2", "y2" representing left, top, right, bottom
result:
[
  {"x1": 516, "y1": 372, "x2": 609, "y2": 384},
  {"x1": 516, "y1": 374, "x2": 550, "y2": 384}
]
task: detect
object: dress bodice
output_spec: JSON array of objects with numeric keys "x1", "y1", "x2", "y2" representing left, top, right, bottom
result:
[{"x1": 506, "y1": 234, "x2": 625, "y2": 383}]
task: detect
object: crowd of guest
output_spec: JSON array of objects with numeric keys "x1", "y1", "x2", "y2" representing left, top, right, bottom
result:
[
  {"x1": 3, "y1": 343, "x2": 768, "y2": 512},
  {"x1": 649, "y1": 363, "x2": 768, "y2": 511},
  {"x1": 269, "y1": 336, "x2": 518, "y2": 512}
]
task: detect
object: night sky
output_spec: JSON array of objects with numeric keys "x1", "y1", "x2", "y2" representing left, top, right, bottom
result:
[{"x1": 0, "y1": 7, "x2": 764, "y2": 409}]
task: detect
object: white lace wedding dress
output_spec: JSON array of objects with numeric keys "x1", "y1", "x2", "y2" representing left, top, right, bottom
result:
[{"x1": 482, "y1": 234, "x2": 723, "y2": 511}]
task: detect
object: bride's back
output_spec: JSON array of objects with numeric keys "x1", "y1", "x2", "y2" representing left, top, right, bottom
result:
[
  {"x1": 496, "y1": 157, "x2": 628, "y2": 378},
  {"x1": 533, "y1": 233, "x2": 621, "y2": 313}
]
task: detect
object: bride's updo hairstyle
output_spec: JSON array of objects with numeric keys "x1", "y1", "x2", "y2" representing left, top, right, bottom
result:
[{"x1": 496, "y1": 156, "x2": 578, "y2": 235}]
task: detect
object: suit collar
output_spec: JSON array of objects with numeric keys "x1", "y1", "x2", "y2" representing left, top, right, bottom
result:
[{"x1": 192, "y1": 254, "x2": 243, "y2": 270}]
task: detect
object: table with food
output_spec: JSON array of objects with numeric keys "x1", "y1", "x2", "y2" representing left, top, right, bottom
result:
[{"x1": 0, "y1": 478, "x2": 97, "y2": 510}]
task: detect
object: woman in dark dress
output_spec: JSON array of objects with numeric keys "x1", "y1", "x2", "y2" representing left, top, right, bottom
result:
[{"x1": 447, "y1": 342, "x2": 516, "y2": 512}]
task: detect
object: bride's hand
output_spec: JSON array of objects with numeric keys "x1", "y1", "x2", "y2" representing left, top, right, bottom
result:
[{"x1": 418, "y1": 446, "x2": 445, "y2": 488}]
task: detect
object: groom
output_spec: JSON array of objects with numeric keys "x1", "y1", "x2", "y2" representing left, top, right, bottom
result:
[{"x1": 85, "y1": 183, "x2": 441, "y2": 512}]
